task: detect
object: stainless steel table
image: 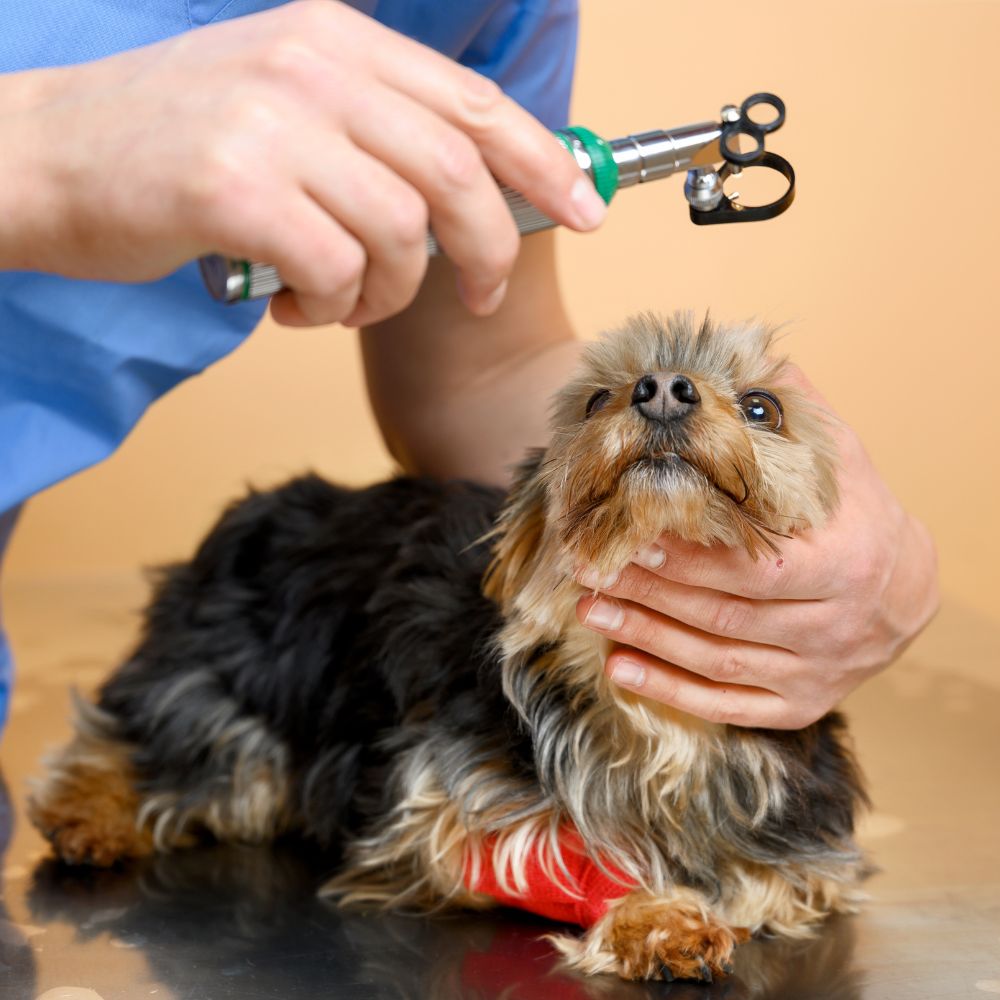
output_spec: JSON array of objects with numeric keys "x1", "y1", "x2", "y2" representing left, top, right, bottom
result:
[{"x1": 2, "y1": 576, "x2": 998, "y2": 999}]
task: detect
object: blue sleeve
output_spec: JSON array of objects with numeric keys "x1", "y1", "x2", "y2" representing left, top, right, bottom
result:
[
  {"x1": 0, "y1": 1, "x2": 271, "y2": 519},
  {"x1": 370, "y1": 1, "x2": 579, "y2": 131},
  {"x1": 458, "y1": 0, "x2": 578, "y2": 130}
]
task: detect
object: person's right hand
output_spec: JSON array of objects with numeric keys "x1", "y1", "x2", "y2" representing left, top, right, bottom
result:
[{"x1": 0, "y1": 0, "x2": 606, "y2": 326}]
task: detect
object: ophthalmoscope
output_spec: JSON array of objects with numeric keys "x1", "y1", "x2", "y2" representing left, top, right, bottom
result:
[{"x1": 199, "y1": 92, "x2": 794, "y2": 304}]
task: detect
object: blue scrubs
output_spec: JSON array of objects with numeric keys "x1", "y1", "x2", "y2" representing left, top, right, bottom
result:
[{"x1": 0, "y1": 0, "x2": 578, "y2": 731}]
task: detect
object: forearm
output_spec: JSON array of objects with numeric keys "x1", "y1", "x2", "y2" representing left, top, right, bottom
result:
[{"x1": 361, "y1": 231, "x2": 582, "y2": 485}]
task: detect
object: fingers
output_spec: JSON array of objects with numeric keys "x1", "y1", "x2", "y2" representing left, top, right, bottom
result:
[
  {"x1": 238, "y1": 3, "x2": 605, "y2": 319},
  {"x1": 297, "y1": 137, "x2": 433, "y2": 326},
  {"x1": 593, "y1": 564, "x2": 824, "y2": 651},
  {"x1": 368, "y1": 39, "x2": 607, "y2": 234},
  {"x1": 238, "y1": 192, "x2": 365, "y2": 327},
  {"x1": 344, "y1": 84, "x2": 518, "y2": 315},
  {"x1": 602, "y1": 647, "x2": 790, "y2": 729},
  {"x1": 576, "y1": 593, "x2": 801, "y2": 689},
  {"x1": 629, "y1": 535, "x2": 839, "y2": 601},
  {"x1": 265, "y1": 141, "x2": 429, "y2": 328},
  {"x1": 576, "y1": 585, "x2": 837, "y2": 728}
]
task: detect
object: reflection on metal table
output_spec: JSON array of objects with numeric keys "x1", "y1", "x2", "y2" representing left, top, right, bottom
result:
[{"x1": 2, "y1": 576, "x2": 998, "y2": 999}]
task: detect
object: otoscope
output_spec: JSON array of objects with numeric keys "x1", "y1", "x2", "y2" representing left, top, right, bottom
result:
[{"x1": 199, "y1": 92, "x2": 795, "y2": 304}]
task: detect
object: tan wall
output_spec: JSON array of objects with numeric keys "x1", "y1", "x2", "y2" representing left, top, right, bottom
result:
[{"x1": 6, "y1": 1, "x2": 999, "y2": 625}]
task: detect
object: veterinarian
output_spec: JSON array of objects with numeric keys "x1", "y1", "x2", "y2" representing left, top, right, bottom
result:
[{"x1": 0, "y1": 1, "x2": 937, "y2": 735}]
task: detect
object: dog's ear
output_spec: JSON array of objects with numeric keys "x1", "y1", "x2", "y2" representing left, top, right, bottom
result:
[{"x1": 483, "y1": 449, "x2": 549, "y2": 609}]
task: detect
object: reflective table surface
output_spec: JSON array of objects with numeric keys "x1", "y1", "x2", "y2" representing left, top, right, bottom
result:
[{"x1": 2, "y1": 576, "x2": 999, "y2": 999}]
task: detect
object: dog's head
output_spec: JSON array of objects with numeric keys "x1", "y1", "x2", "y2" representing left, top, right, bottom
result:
[{"x1": 486, "y1": 313, "x2": 839, "y2": 624}]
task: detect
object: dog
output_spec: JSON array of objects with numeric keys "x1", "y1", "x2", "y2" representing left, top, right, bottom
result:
[{"x1": 29, "y1": 313, "x2": 869, "y2": 981}]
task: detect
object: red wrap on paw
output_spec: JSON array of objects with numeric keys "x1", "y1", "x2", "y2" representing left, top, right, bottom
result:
[{"x1": 463, "y1": 828, "x2": 636, "y2": 928}]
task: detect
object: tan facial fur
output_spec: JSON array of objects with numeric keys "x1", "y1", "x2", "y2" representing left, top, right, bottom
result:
[{"x1": 486, "y1": 312, "x2": 839, "y2": 632}]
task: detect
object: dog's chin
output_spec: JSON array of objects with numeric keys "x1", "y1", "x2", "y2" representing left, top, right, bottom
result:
[
  {"x1": 555, "y1": 458, "x2": 737, "y2": 579},
  {"x1": 629, "y1": 451, "x2": 695, "y2": 481},
  {"x1": 595, "y1": 440, "x2": 792, "y2": 576},
  {"x1": 624, "y1": 452, "x2": 709, "y2": 511}
]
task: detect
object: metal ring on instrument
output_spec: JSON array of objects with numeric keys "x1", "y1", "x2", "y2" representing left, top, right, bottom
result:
[
  {"x1": 720, "y1": 93, "x2": 786, "y2": 165},
  {"x1": 740, "y1": 93, "x2": 786, "y2": 134},
  {"x1": 688, "y1": 151, "x2": 796, "y2": 225},
  {"x1": 719, "y1": 122, "x2": 766, "y2": 164}
]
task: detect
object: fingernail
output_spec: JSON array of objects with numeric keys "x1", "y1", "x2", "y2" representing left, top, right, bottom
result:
[
  {"x1": 478, "y1": 278, "x2": 508, "y2": 315},
  {"x1": 584, "y1": 597, "x2": 624, "y2": 631},
  {"x1": 633, "y1": 544, "x2": 665, "y2": 570},
  {"x1": 570, "y1": 177, "x2": 607, "y2": 230},
  {"x1": 577, "y1": 568, "x2": 619, "y2": 590},
  {"x1": 611, "y1": 659, "x2": 646, "y2": 688}
]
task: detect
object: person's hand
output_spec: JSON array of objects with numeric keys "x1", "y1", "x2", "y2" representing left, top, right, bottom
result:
[
  {"x1": 575, "y1": 370, "x2": 939, "y2": 730},
  {"x1": 0, "y1": 0, "x2": 605, "y2": 326}
]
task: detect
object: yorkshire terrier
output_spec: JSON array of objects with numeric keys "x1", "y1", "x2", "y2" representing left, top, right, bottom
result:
[{"x1": 29, "y1": 313, "x2": 869, "y2": 982}]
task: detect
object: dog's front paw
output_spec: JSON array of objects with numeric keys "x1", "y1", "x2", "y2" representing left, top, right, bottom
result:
[
  {"x1": 550, "y1": 889, "x2": 749, "y2": 982},
  {"x1": 28, "y1": 735, "x2": 154, "y2": 867}
]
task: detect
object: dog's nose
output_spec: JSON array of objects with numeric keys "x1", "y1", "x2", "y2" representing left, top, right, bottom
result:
[{"x1": 631, "y1": 373, "x2": 701, "y2": 422}]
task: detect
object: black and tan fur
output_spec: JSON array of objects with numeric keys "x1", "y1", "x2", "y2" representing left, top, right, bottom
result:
[{"x1": 30, "y1": 313, "x2": 868, "y2": 981}]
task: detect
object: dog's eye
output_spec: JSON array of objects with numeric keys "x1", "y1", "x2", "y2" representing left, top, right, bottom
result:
[
  {"x1": 739, "y1": 389, "x2": 783, "y2": 431},
  {"x1": 585, "y1": 389, "x2": 612, "y2": 419}
]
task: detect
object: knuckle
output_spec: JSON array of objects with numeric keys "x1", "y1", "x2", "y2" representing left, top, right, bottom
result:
[
  {"x1": 669, "y1": 547, "x2": 709, "y2": 584},
  {"x1": 708, "y1": 597, "x2": 753, "y2": 637},
  {"x1": 456, "y1": 71, "x2": 504, "y2": 131},
  {"x1": 229, "y1": 99, "x2": 285, "y2": 147},
  {"x1": 435, "y1": 131, "x2": 486, "y2": 193},
  {"x1": 387, "y1": 191, "x2": 429, "y2": 249},
  {"x1": 827, "y1": 617, "x2": 865, "y2": 657},
  {"x1": 255, "y1": 36, "x2": 318, "y2": 84},
  {"x1": 844, "y1": 553, "x2": 882, "y2": 594},
  {"x1": 190, "y1": 110, "x2": 281, "y2": 214},
  {"x1": 186, "y1": 147, "x2": 247, "y2": 222},
  {"x1": 629, "y1": 568, "x2": 662, "y2": 607},
  {"x1": 710, "y1": 648, "x2": 747, "y2": 683}
]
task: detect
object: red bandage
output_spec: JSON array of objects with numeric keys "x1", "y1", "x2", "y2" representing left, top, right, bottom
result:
[{"x1": 463, "y1": 828, "x2": 636, "y2": 928}]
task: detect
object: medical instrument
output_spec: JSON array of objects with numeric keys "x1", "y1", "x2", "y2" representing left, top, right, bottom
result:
[{"x1": 199, "y1": 92, "x2": 794, "y2": 304}]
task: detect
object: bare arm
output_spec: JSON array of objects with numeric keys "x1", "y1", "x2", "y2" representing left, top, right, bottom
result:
[{"x1": 361, "y1": 230, "x2": 582, "y2": 484}]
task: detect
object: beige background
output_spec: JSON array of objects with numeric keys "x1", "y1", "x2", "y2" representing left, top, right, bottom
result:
[{"x1": 5, "y1": 0, "x2": 999, "y2": 633}]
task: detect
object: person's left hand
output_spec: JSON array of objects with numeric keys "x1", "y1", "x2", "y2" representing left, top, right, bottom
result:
[{"x1": 575, "y1": 373, "x2": 939, "y2": 730}]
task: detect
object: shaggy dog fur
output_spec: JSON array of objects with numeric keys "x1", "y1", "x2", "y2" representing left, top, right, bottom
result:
[{"x1": 29, "y1": 313, "x2": 869, "y2": 981}]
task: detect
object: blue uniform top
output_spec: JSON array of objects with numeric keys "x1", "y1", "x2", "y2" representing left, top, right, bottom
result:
[{"x1": 0, "y1": 0, "x2": 578, "y2": 730}]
